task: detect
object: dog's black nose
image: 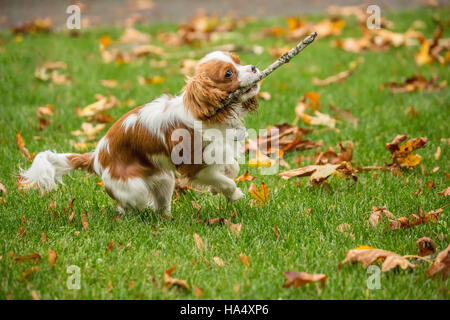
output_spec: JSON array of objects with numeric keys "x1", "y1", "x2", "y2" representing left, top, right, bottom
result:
[{"x1": 251, "y1": 65, "x2": 257, "y2": 73}]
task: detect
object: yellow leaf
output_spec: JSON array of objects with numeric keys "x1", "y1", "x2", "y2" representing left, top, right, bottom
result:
[{"x1": 248, "y1": 182, "x2": 269, "y2": 206}]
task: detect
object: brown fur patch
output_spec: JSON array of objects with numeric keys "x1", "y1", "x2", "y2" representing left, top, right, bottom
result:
[{"x1": 67, "y1": 153, "x2": 93, "y2": 172}]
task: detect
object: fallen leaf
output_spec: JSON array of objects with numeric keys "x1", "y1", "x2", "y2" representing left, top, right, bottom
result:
[
  {"x1": 0, "y1": 183, "x2": 7, "y2": 202},
  {"x1": 416, "y1": 237, "x2": 436, "y2": 257},
  {"x1": 193, "y1": 233, "x2": 203, "y2": 250},
  {"x1": 365, "y1": 206, "x2": 395, "y2": 227},
  {"x1": 164, "y1": 266, "x2": 190, "y2": 290},
  {"x1": 41, "y1": 232, "x2": 47, "y2": 244},
  {"x1": 248, "y1": 182, "x2": 269, "y2": 206},
  {"x1": 16, "y1": 131, "x2": 34, "y2": 161},
  {"x1": 21, "y1": 266, "x2": 41, "y2": 281},
  {"x1": 81, "y1": 212, "x2": 88, "y2": 231},
  {"x1": 229, "y1": 223, "x2": 242, "y2": 237},
  {"x1": 48, "y1": 250, "x2": 57, "y2": 265},
  {"x1": 213, "y1": 256, "x2": 225, "y2": 267},
  {"x1": 77, "y1": 94, "x2": 119, "y2": 117},
  {"x1": 313, "y1": 57, "x2": 363, "y2": 86},
  {"x1": 438, "y1": 187, "x2": 450, "y2": 196},
  {"x1": 71, "y1": 122, "x2": 106, "y2": 141},
  {"x1": 340, "y1": 247, "x2": 415, "y2": 272},
  {"x1": 30, "y1": 290, "x2": 39, "y2": 300},
  {"x1": 138, "y1": 75, "x2": 166, "y2": 85},
  {"x1": 386, "y1": 135, "x2": 428, "y2": 169},
  {"x1": 434, "y1": 146, "x2": 441, "y2": 160},
  {"x1": 234, "y1": 169, "x2": 256, "y2": 182},
  {"x1": 278, "y1": 162, "x2": 357, "y2": 185},
  {"x1": 426, "y1": 244, "x2": 449, "y2": 279},
  {"x1": 282, "y1": 271, "x2": 327, "y2": 288},
  {"x1": 118, "y1": 27, "x2": 150, "y2": 44},
  {"x1": 238, "y1": 253, "x2": 251, "y2": 267},
  {"x1": 380, "y1": 75, "x2": 446, "y2": 93},
  {"x1": 194, "y1": 287, "x2": 204, "y2": 297},
  {"x1": 101, "y1": 79, "x2": 118, "y2": 88}
]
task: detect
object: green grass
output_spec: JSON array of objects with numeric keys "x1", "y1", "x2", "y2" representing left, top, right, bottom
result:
[{"x1": 0, "y1": 7, "x2": 449, "y2": 300}]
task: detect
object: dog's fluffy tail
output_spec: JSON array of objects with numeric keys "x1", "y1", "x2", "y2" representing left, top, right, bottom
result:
[{"x1": 19, "y1": 151, "x2": 93, "y2": 192}]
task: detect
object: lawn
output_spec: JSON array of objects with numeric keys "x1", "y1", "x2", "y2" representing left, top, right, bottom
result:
[{"x1": 0, "y1": 7, "x2": 449, "y2": 300}]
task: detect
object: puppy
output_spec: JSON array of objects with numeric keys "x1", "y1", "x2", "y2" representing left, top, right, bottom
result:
[{"x1": 20, "y1": 51, "x2": 261, "y2": 215}]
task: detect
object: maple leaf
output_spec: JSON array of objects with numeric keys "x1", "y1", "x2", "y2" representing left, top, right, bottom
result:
[
  {"x1": 340, "y1": 247, "x2": 415, "y2": 272},
  {"x1": 234, "y1": 169, "x2": 256, "y2": 182},
  {"x1": 386, "y1": 135, "x2": 428, "y2": 169},
  {"x1": 426, "y1": 244, "x2": 450, "y2": 279},
  {"x1": 248, "y1": 182, "x2": 269, "y2": 206},
  {"x1": 282, "y1": 272, "x2": 327, "y2": 288},
  {"x1": 164, "y1": 266, "x2": 190, "y2": 290}
]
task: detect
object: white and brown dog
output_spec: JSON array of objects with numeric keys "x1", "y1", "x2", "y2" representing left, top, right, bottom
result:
[{"x1": 21, "y1": 51, "x2": 260, "y2": 214}]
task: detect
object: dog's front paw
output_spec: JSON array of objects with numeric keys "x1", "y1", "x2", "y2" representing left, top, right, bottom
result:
[
  {"x1": 209, "y1": 186, "x2": 219, "y2": 195},
  {"x1": 228, "y1": 188, "x2": 244, "y2": 202}
]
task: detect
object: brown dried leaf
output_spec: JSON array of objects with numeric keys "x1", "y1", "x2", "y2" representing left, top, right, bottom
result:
[
  {"x1": 164, "y1": 266, "x2": 190, "y2": 290},
  {"x1": 416, "y1": 237, "x2": 437, "y2": 257},
  {"x1": 16, "y1": 131, "x2": 34, "y2": 161},
  {"x1": 21, "y1": 266, "x2": 41, "y2": 281},
  {"x1": 81, "y1": 212, "x2": 88, "y2": 231},
  {"x1": 340, "y1": 247, "x2": 415, "y2": 272},
  {"x1": 426, "y1": 244, "x2": 450, "y2": 279},
  {"x1": 48, "y1": 250, "x2": 57, "y2": 265},
  {"x1": 282, "y1": 271, "x2": 327, "y2": 288}
]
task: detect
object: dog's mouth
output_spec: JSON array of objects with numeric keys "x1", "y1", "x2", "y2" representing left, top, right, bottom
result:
[{"x1": 243, "y1": 84, "x2": 258, "y2": 94}]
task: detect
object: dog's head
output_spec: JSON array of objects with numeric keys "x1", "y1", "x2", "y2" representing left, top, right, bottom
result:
[{"x1": 183, "y1": 51, "x2": 260, "y2": 121}]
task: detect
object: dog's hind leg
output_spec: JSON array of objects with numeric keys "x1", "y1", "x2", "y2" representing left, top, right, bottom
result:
[{"x1": 147, "y1": 171, "x2": 175, "y2": 215}]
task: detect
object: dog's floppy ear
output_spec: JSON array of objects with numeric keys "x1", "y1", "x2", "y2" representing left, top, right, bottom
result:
[
  {"x1": 183, "y1": 74, "x2": 228, "y2": 120},
  {"x1": 242, "y1": 96, "x2": 258, "y2": 112}
]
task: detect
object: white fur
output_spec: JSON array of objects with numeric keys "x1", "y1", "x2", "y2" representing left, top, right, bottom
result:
[
  {"x1": 20, "y1": 151, "x2": 73, "y2": 191},
  {"x1": 122, "y1": 113, "x2": 138, "y2": 132},
  {"x1": 138, "y1": 94, "x2": 196, "y2": 144},
  {"x1": 101, "y1": 168, "x2": 150, "y2": 210},
  {"x1": 92, "y1": 136, "x2": 109, "y2": 175}
]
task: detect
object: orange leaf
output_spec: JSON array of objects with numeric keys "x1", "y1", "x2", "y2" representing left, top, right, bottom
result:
[{"x1": 248, "y1": 182, "x2": 269, "y2": 206}]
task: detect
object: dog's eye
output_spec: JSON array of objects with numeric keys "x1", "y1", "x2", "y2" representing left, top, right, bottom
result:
[{"x1": 224, "y1": 69, "x2": 234, "y2": 78}]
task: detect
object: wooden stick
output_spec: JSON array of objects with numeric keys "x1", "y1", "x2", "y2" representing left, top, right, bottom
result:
[{"x1": 219, "y1": 32, "x2": 318, "y2": 110}]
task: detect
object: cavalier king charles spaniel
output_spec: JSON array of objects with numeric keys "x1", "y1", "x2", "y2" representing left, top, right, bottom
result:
[{"x1": 21, "y1": 51, "x2": 261, "y2": 215}]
